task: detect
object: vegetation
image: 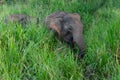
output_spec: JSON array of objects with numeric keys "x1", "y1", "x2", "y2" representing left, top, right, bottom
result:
[{"x1": 0, "y1": 0, "x2": 120, "y2": 80}]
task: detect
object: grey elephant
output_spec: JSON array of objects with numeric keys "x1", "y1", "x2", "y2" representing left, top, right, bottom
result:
[
  {"x1": 5, "y1": 14, "x2": 39, "y2": 27},
  {"x1": 44, "y1": 11, "x2": 85, "y2": 60}
]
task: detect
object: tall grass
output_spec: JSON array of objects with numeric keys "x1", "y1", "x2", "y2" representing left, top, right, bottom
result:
[{"x1": 0, "y1": 0, "x2": 120, "y2": 80}]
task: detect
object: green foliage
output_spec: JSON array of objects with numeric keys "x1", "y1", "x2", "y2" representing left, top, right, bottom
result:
[{"x1": 0, "y1": 0, "x2": 120, "y2": 80}]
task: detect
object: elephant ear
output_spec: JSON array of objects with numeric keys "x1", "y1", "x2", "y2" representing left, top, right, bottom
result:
[{"x1": 49, "y1": 19, "x2": 62, "y2": 36}]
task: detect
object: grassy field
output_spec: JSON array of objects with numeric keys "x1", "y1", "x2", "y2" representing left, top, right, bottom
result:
[{"x1": 0, "y1": 0, "x2": 120, "y2": 80}]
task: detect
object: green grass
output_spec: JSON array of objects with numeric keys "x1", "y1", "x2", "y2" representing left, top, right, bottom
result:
[{"x1": 0, "y1": 0, "x2": 120, "y2": 80}]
